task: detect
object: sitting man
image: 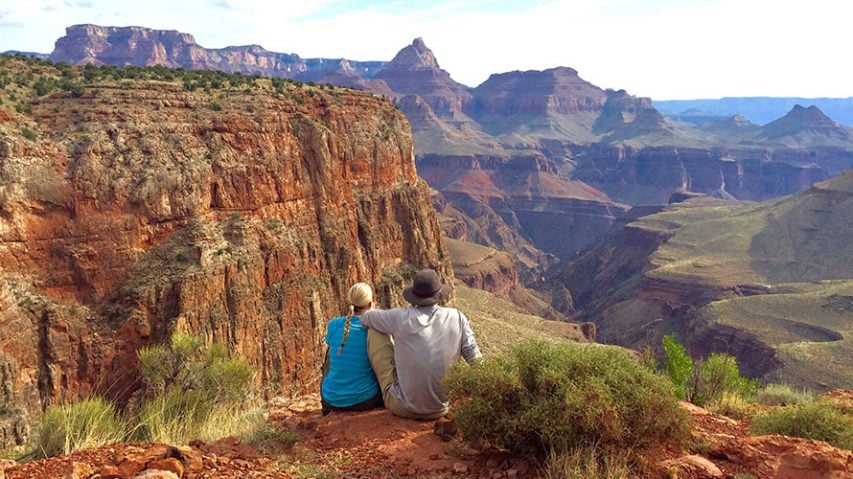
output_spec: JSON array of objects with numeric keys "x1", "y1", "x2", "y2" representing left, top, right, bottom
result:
[{"x1": 360, "y1": 268, "x2": 481, "y2": 420}]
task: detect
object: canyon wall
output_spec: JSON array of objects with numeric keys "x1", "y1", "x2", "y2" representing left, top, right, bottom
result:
[
  {"x1": 418, "y1": 153, "x2": 627, "y2": 264},
  {"x1": 0, "y1": 59, "x2": 450, "y2": 443},
  {"x1": 574, "y1": 144, "x2": 840, "y2": 205}
]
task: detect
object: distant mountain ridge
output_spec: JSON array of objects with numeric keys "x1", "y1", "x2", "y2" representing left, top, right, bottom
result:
[
  {"x1": 28, "y1": 24, "x2": 853, "y2": 273},
  {"x1": 656, "y1": 97, "x2": 853, "y2": 126},
  {"x1": 48, "y1": 24, "x2": 388, "y2": 81}
]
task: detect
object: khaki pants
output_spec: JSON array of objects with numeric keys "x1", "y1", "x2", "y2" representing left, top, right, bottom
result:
[{"x1": 367, "y1": 329, "x2": 447, "y2": 420}]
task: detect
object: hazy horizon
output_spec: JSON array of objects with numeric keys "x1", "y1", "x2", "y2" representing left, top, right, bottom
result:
[{"x1": 1, "y1": 0, "x2": 850, "y2": 100}]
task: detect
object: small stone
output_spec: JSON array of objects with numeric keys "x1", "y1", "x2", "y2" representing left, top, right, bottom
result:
[
  {"x1": 117, "y1": 459, "x2": 145, "y2": 478},
  {"x1": 64, "y1": 461, "x2": 94, "y2": 479},
  {"x1": 506, "y1": 468, "x2": 518, "y2": 479},
  {"x1": 141, "y1": 445, "x2": 171, "y2": 462},
  {"x1": 98, "y1": 464, "x2": 122, "y2": 479},
  {"x1": 485, "y1": 456, "x2": 501, "y2": 468},
  {"x1": 172, "y1": 446, "x2": 203, "y2": 472},
  {"x1": 452, "y1": 462, "x2": 468, "y2": 473},
  {"x1": 660, "y1": 454, "x2": 723, "y2": 478},
  {"x1": 147, "y1": 458, "x2": 184, "y2": 478},
  {"x1": 131, "y1": 471, "x2": 179, "y2": 479}
]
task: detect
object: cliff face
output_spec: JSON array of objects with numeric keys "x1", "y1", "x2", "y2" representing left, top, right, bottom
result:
[
  {"x1": 574, "y1": 144, "x2": 837, "y2": 204},
  {"x1": 0, "y1": 58, "x2": 450, "y2": 438},
  {"x1": 50, "y1": 25, "x2": 387, "y2": 79},
  {"x1": 42, "y1": 27, "x2": 853, "y2": 304},
  {"x1": 418, "y1": 153, "x2": 627, "y2": 262},
  {"x1": 465, "y1": 67, "x2": 607, "y2": 138}
]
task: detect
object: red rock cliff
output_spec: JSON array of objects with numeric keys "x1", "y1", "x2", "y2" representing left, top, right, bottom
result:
[{"x1": 0, "y1": 59, "x2": 451, "y2": 431}]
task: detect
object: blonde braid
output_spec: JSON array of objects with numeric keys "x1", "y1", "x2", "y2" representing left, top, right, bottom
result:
[{"x1": 336, "y1": 304, "x2": 355, "y2": 356}]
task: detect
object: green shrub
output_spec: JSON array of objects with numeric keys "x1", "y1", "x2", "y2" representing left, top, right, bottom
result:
[
  {"x1": 135, "y1": 334, "x2": 256, "y2": 445},
  {"x1": 662, "y1": 334, "x2": 694, "y2": 401},
  {"x1": 708, "y1": 391, "x2": 754, "y2": 420},
  {"x1": 137, "y1": 387, "x2": 212, "y2": 445},
  {"x1": 137, "y1": 333, "x2": 253, "y2": 403},
  {"x1": 137, "y1": 390, "x2": 276, "y2": 446},
  {"x1": 33, "y1": 398, "x2": 126, "y2": 458},
  {"x1": 698, "y1": 353, "x2": 757, "y2": 406},
  {"x1": 661, "y1": 336, "x2": 756, "y2": 406},
  {"x1": 21, "y1": 127, "x2": 36, "y2": 141},
  {"x1": 444, "y1": 340, "x2": 690, "y2": 455},
  {"x1": 751, "y1": 400, "x2": 853, "y2": 450},
  {"x1": 755, "y1": 383, "x2": 814, "y2": 406}
]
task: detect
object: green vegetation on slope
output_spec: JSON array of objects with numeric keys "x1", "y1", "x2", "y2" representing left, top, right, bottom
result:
[
  {"x1": 27, "y1": 334, "x2": 292, "y2": 459},
  {"x1": 454, "y1": 283, "x2": 586, "y2": 353},
  {"x1": 752, "y1": 400, "x2": 853, "y2": 450},
  {"x1": 0, "y1": 54, "x2": 350, "y2": 120},
  {"x1": 581, "y1": 170, "x2": 853, "y2": 389}
]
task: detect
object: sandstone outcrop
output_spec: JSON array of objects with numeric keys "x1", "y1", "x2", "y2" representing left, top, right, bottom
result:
[
  {"x1": 50, "y1": 25, "x2": 387, "y2": 80},
  {"x1": 375, "y1": 38, "x2": 472, "y2": 118},
  {"x1": 0, "y1": 58, "x2": 451, "y2": 426}
]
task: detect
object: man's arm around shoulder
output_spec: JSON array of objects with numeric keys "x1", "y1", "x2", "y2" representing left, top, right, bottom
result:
[{"x1": 359, "y1": 308, "x2": 395, "y2": 335}]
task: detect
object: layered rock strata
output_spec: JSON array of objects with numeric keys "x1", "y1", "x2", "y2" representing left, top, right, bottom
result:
[
  {"x1": 50, "y1": 24, "x2": 387, "y2": 80},
  {"x1": 0, "y1": 61, "x2": 450, "y2": 433}
]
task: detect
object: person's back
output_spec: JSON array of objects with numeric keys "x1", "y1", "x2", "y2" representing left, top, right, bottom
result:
[
  {"x1": 361, "y1": 269, "x2": 481, "y2": 419},
  {"x1": 320, "y1": 283, "x2": 383, "y2": 415},
  {"x1": 321, "y1": 315, "x2": 379, "y2": 409}
]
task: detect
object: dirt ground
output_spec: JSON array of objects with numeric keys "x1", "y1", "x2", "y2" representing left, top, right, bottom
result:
[{"x1": 3, "y1": 392, "x2": 851, "y2": 479}]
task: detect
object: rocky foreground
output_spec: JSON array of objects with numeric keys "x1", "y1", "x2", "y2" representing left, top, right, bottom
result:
[{"x1": 2, "y1": 394, "x2": 850, "y2": 479}]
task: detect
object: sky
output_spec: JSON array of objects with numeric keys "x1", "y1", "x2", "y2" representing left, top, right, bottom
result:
[{"x1": 0, "y1": 0, "x2": 850, "y2": 100}]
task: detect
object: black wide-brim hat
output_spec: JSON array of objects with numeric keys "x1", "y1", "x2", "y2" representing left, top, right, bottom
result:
[{"x1": 403, "y1": 268, "x2": 451, "y2": 306}]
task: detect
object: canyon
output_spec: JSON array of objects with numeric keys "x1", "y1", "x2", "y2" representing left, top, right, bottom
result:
[
  {"x1": 0, "y1": 56, "x2": 451, "y2": 447},
  {"x1": 40, "y1": 26, "x2": 853, "y2": 272},
  {"x1": 4, "y1": 24, "x2": 853, "y2": 399},
  {"x1": 549, "y1": 171, "x2": 853, "y2": 390}
]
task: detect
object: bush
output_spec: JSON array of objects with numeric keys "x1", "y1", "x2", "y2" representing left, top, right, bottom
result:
[
  {"x1": 708, "y1": 392, "x2": 754, "y2": 420},
  {"x1": 21, "y1": 127, "x2": 36, "y2": 141},
  {"x1": 751, "y1": 400, "x2": 852, "y2": 449},
  {"x1": 242, "y1": 419, "x2": 299, "y2": 454},
  {"x1": 137, "y1": 333, "x2": 253, "y2": 403},
  {"x1": 755, "y1": 383, "x2": 814, "y2": 406},
  {"x1": 135, "y1": 334, "x2": 257, "y2": 445},
  {"x1": 662, "y1": 334, "x2": 694, "y2": 401},
  {"x1": 137, "y1": 387, "x2": 212, "y2": 445},
  {"x1": 443, "y1": 340, "x2": 691, "y2": 455},
  {"x1": 661, "y1": 335, "x2": 756, "y2": 406},
  {"x1": 698, "y1": 353, "x2": 757, "y2": 406},
  {"x1": 33, "y1": 398, "x2": 126, "y2": 458}
]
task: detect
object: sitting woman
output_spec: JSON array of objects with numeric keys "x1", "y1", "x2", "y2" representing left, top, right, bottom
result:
[{"x1": 320, "y1": 282, "x2": 383, "y2": 415}]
